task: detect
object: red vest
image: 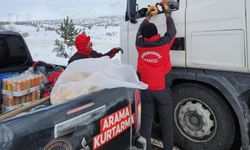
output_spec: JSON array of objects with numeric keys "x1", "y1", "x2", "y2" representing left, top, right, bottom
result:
[
  {"x1": 136, "y1": 17, "x2": 177, "y2": 90},
  {"x1": 136, "y1": 35, "x2": 175, "y2": 90}
]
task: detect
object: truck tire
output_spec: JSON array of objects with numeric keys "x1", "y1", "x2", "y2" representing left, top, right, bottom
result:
[{"x1": 172, "y1": 83, "x2": 236, "y2": 150}]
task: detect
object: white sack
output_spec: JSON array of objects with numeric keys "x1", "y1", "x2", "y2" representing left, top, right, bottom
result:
[{"x1": 50, "y1": 57, "x2": 148, "y2": 105}]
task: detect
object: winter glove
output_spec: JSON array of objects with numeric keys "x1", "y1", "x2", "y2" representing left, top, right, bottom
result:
[
  {"x1": 146, "y1": 5, "x2": 158, "y2": 18},
  {"x1": 163, "y1": 7, "x2": 172, "y2": 15},
  {"x1": 161, "y1": 0, "x2": 172, "y2": 15},
  {"x1": 107, "y1": 47, "x2": 124, "y2": 58}
]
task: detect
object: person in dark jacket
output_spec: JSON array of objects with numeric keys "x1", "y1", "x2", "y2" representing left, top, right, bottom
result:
[
  {"x1": 136, "y1": 0, "x2": 176, "y2": 150},
  {"x1": 68, "y1": 33, "x2": 123, "y2": 64}
]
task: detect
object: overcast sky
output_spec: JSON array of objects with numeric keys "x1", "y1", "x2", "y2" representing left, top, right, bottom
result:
[{"x1": 0, "y1": 0, "x2": 126, "y2": 21}]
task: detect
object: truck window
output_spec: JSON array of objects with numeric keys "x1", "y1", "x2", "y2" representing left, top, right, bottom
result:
[
  {"x1": 0, "y1": 35, "x2": 28, "y2": 68},
  {"x1": 136, "y1": 0, "x2": 179, "y2": 19}
]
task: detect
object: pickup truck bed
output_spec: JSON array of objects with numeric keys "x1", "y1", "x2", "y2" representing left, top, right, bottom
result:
[
  {"x1": 0, "y1": 88, "x2": 137, "y2": 150},
  {"x1": 0, "y1": 30, "x2": 145, "y2": 150}
]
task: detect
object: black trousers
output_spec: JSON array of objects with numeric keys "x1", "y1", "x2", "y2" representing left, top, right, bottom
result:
[{"x1": 139, "y1": 87, "x2": 173, "y2": 150}]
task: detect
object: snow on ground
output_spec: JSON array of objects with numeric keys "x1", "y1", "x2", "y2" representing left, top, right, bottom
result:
[{"x1": 3, "y1": 17, "x2": 122, "y2": 66}]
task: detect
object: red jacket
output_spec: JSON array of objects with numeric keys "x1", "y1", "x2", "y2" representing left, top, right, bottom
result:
[{"x1": 136, "y1": 16, "x2": 176, "y2": 90}]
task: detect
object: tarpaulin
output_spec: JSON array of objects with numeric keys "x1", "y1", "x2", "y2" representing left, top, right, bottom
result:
[{"x1": 50, "y1": 57, "x2": 148, "y2": 104}]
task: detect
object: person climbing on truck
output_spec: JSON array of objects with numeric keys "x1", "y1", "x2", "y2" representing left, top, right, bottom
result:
[
  {"x1": 135, "y1": 0, "x2": 176, "y2": 150},
  {"x1": 68, "y1": 33, "x2": 123, "y2": 64}
]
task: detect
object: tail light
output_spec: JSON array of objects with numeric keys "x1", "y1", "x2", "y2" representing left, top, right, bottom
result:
[{"x1": 134, "y1": 89, "x2": 141, "y2": 133}]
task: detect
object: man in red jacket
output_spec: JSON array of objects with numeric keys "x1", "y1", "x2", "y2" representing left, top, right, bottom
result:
[
  {"x1": 68, "y1": 33, "x2": 123, "y2": 64},
  {"x1": 136, "y1": 0, "x2": 176, "y2": 149}
]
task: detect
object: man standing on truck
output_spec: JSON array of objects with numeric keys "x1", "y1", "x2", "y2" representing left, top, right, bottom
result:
[
  {"x1": 135, "y1": 0, "x2": 176, "y2": 149},
  {"x1": 68, "y1": 33, "x2": 123, "y2": 64}
]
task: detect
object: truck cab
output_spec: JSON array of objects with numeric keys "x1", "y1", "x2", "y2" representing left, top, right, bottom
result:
[
  {"x1": 122, "y1": 0, "x2": 250, "y2": 149},
  {"x1": 0, "y1": 30, "x2": 33, "y2": 73}
]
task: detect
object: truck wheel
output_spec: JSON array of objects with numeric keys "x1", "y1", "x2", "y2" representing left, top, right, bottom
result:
[{"x1": 173, "y1": 83, "x2": 236, "y2": 150}]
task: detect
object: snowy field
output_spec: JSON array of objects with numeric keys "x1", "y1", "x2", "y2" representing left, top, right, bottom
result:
[{"x1": 2, "y1": 16, "x2": 123, "y2": 66}]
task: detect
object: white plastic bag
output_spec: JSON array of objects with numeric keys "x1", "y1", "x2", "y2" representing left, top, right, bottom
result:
[{"x1": 50, "y1": 57, "x2": 148, "y2": 104}]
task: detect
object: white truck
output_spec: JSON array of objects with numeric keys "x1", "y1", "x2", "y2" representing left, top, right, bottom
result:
[{"x1": 121, "y1": 0, "x2": 250, "y2": 150}]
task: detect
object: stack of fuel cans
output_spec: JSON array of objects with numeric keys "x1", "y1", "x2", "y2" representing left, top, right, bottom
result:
[{"x1": 1, "y1": 74, "x2": 43, "y2": 113}]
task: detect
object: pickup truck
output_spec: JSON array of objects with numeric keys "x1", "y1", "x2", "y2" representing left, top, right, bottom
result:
[{"x1": 0, "y1": 30, "x2": 146, "y2": 150}]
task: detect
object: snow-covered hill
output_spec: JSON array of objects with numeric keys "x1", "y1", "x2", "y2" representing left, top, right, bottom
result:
[
  {"x1": 0, "y1": 0, "x2": 126, "y2": 21},
  {"x1": 0, "y1": 0, "x2": 126, "y2": 66},
  {"x1": 2, "y1": 16, "x2": 123, "y2": 66}
]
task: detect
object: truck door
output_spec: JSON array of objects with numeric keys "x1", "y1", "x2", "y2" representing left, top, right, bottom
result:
[
  {"x1": 124, "y1": 0, "x2": 186, "y2": 68},
  {"x1": 186, "y1": 0, "x2": 247, "y2": 72}
]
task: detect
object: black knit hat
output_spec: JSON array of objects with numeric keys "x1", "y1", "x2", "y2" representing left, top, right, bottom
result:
[{"x1": 141, "y1": 23, "x2": 158, "y2": 38}]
